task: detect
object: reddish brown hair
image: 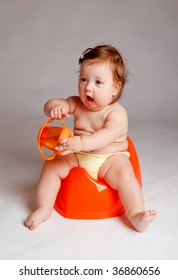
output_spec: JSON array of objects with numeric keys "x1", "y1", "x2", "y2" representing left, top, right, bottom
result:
[{"x1": 79, "y1": 44, "x2": 128, "y2": 100}]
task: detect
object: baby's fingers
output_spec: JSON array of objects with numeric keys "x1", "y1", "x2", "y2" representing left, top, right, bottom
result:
[
  {"x1": 50, "y1": 106, "x2": 70, "y2": 119},
  {"x1": 60, "y1": 149, "x2": 72, "y2": 155},
  {"x1": 50, "y1": 106, "x2": 62, "y2": 119},
  {"x1": 55, "y1": 138, "x2": 70, "y2": 151},
  {"x1": 55, "y1": 139, "x2": 73, "y2": 155},
  {"x1": 61, "y1": 107, "x2": 70, "y2": 118}
]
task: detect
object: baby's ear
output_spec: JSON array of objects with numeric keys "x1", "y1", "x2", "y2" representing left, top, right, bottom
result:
[{"x1": 113, "y1": 82, "x2": 122, "y2": 96}]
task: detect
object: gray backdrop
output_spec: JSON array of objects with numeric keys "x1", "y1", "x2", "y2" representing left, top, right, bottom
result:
[{"x1": 1, "y1": 0, "x2": 178, "y2": 123}]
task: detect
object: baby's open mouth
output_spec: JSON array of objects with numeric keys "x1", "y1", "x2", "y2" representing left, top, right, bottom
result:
[{"x1": 87, "y1": 96, "x2": 94, "y2": 102}]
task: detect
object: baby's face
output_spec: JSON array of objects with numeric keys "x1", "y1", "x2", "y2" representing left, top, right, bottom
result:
[{"x1": 78, "y1": 61, "x2": 119, "y2": 111}]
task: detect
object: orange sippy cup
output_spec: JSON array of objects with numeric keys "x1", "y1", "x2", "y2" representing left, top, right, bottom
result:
[{"x1": 37, "y1": 118, "x2": 72, "y2": 160}]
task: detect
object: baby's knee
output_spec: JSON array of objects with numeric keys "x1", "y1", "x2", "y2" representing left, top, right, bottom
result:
[
  {"x1": 99, "y1": 164, "x2": 135, "y2": 190},
  {"x1": 44, "y1": 156, "x2": 71, "y2": 179},
  {"x1": 98, "y1": 165, "x2": 118, "y2": 189},
  {"x1": 117, "y1": 167, "x2": 135, "y2": 180}
]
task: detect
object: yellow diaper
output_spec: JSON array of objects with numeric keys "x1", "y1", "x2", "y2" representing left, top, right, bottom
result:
[{"x1": 75, "y1": 151, "x2": 130, "y2": 180}]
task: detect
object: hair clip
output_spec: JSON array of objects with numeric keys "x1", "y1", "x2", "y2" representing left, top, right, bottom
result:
[{"x1": 80, "y1": 54, "x2": 84, "y2": 60}]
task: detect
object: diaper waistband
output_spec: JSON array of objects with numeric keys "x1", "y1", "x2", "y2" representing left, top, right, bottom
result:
[{"x1": 75, "y1": 151, "x2": 130, "y2": 159}]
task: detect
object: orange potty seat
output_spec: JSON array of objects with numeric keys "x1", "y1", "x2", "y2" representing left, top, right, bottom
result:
[
  {"x1": 37, "y1": 119, "x2": 142, "y2": 220},
  {"x1": 54, "y1": 136, "x2": 142, "y2": 219}
]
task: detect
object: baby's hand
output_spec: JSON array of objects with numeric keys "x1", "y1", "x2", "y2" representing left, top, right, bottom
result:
[
  {"x1": 50, "y1": 105, "x2": 70, "y2": 119},
  {"x1": 55, "y1": 136, "x2": 82, "y2": 155}
]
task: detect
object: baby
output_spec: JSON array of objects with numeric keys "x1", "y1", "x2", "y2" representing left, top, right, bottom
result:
[{"x1": 25, "y1": 44, "x2": 157, "y2": 231}]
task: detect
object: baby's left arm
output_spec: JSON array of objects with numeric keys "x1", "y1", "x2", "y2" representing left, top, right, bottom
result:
[
  {"x1": 56, "y1": 107, "x2": 128, "y2": 154},
  {"x1": 80, "y1": 108, "x2": 128, "y2": 151}
]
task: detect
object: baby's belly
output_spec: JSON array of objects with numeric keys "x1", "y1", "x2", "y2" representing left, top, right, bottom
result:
[{"x1": 74, "y1": 128, "x2": 128, "y2": 154}]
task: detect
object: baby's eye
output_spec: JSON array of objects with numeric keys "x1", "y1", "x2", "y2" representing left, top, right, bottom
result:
[
  {"x1": 80, "y1": 77, "x2": 86, "y2": 83},
  {"x1": 96, "y1": 80, "x2": 102, "y2": 85}
]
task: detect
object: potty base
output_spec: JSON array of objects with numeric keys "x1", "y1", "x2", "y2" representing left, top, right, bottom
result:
[{"x1": 54, "y1": 167, "x2": 125, "y2": 219}]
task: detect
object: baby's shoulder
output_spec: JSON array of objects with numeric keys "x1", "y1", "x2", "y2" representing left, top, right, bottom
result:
[
  {"x1": 67, "y1": 95, "x2": 80, "y2": 105},
  {"x1": 67, "y1": 96, "x2": 81, "y2": 112},
  {"x1": 105, "y1": 102, "x2": 128, "y2": 118}
]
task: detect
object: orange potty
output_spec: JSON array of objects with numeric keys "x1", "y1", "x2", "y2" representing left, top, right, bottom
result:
[{"x1": 54, "y1": 137, "x2": 142, "y2": 219}]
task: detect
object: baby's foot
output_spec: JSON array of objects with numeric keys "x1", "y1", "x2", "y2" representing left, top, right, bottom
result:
[
  {"x1": 130, "y1": 210, "x2": 157, "y2": 232},
  {"x1": 24, "y1": 205, "x2": 52, "y2": 230}
]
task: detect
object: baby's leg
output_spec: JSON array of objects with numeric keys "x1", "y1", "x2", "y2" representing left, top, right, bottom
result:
[
  {"x1": 99, "y1": 154, "x2": 157, "y2": 232},
  {"x1": 25, "y1": 154, "x2": 78, "y2": 230}
]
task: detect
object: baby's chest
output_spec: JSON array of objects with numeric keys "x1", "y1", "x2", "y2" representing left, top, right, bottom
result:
[{"x1": 75, "y1": 110, "x2": 105, "y2": 131}]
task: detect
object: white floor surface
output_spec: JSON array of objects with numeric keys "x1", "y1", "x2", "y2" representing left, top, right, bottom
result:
[{"x1": 0, "y1": 117, "x2": 177, "y2": 260}]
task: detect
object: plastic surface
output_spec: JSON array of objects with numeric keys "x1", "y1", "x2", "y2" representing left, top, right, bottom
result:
[
  {"x1": 54, "y1": 137, "x2": 142, "y2": 219},
  {"x1": 37, "y1": 118, "x2": 72, "y2": 160}
]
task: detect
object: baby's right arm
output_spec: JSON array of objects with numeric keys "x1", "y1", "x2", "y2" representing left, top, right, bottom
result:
[{"x1": 44, "y1": 96, "x2": 79, "y2": 119}]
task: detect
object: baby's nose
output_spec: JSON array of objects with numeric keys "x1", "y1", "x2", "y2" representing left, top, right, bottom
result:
[
  {"x1": 85, "y1": 82, "x2": 92, "y2": 92},
  {"x1": 85, "y1": 89, "x2": 93, "y2": 98}
]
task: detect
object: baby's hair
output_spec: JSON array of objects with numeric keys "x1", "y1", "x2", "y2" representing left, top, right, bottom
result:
[{"x1": 79, "y1": 44, "x2": 128, "y2": 100}]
